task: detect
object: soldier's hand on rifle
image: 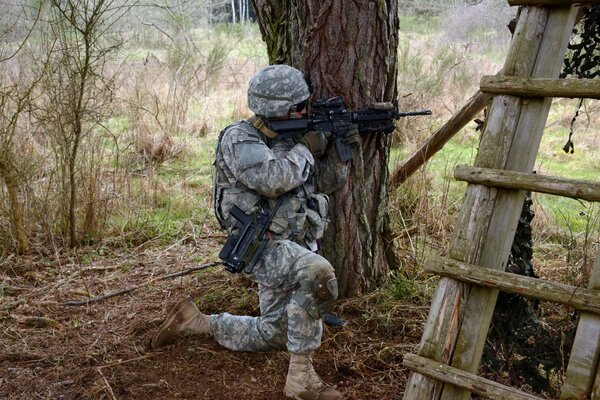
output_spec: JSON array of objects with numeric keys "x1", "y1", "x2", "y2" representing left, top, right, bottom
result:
[
  {"x1": 299, "y1": 130, "x2": 331, "y2": 158},
  {"x1": 343, "y1": 124, "x2": 361, "y2": 146}
]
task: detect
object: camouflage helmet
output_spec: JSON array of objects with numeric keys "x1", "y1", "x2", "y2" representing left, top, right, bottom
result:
[{"x1": 247, "y1": 65, "x2": 310, "y2": 118}]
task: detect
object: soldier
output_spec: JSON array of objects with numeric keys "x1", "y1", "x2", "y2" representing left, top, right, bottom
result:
[{"x1": 152, "y1": 64, "x2": 357, "y2": 400}]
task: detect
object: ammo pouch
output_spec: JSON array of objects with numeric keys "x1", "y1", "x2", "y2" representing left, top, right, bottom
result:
[
  {"x1": 306, "y1": 193, "x2": 329, "y2": 240},
  {"x1": 269, "y1": 196, "x2": 307, "y2": 240},
  {"x1": 268, "y1": 191, "x2": 329, "y2": 242}
]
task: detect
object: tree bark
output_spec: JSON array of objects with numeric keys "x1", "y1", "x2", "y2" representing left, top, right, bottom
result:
[{"x1": 252, "y1": 0, "x2": 399, "y2": 297}]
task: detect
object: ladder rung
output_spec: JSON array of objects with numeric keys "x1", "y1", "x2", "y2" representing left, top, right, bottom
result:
[
  {"x1": 403, "y1": 353, "x2": 545, "y2": 400},
  {"x1": 424, "y1": 254, "x2": 600, "y2": 314},
  {"x1": 454, "y1": 165, "x2": 600, "y2": 202},
  {"x1": 480, "y1": 76, "x2": 600, "y2": 99},
  {"x1": 508, "y1": 0, "x2": 600, "y2": 7}
]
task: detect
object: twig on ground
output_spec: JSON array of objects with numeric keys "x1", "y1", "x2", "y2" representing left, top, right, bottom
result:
[
  {"x1": 81, "y1": 265, "x2": 121, "y2": 272},
  {"x1": 98, "y1": 352, "x2": 163, "y2": 369},
  {"x1": 200, "y1": 234, "x2": 228, "y2": 239},
  {"x1": 60, "y1": 261, "x2": 221, "y2": 306},
  {"x1": 97, "y1": 367, "x2": 117, "y2": 400}
]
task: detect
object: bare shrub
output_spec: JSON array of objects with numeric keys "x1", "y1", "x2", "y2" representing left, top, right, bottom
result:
[
  {"x1": 25, "y1": 0, "x2": 132, "y2": 248},
  {"x1": 133, "y1": 127, "x2": 182, "y2": 165},
  {"x1": 229, "y1": 91, "x2": 250, "y2": 121},
  {"x1": 0, "y1": 87, "x2": 37, "y2": 254},
  {"x1": 119, "y1": 10, "x2": 228, "y2": 169},
  {"x1": 0, "y1": 3, "x2": 46, "y2": 254}
]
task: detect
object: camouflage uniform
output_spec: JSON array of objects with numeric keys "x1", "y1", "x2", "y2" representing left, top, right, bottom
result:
[
  {"x1": 151, "y1": 64, "x2": 347, "y2": 400},
  {"x1": 212, "y1": 119, "x2": 347, "y2": 354}
]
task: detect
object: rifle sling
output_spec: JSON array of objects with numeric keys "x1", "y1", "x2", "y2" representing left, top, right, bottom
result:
[{"x1": 247, "y1": 115, "x2": 279, "y2": 139}]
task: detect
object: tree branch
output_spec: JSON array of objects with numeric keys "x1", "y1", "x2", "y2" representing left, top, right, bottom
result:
[{"x1": 60, "y1": 261, "x2": 221, "y2": 306}]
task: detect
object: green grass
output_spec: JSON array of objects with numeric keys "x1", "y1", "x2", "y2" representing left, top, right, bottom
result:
[
  {"x1": 120, "y1": 47, "x2": 163, "y2": 62},
  {"x1": 533, "y1": 102, "x2": 600, "y2": 235},
  {"x1": 399, "y1": 14, "x2": 440, "y2": 35},
  {"x1": 391, "y1": 126, "x2": 477, "y2": 204},
  {"x1": 209, "y1": 23, "x2": 266, "y2": 62}
]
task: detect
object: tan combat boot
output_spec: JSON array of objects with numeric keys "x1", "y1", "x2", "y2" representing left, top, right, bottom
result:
[
  {"x1": 151, "y1": 298, "x2": 211, "y2": 349},
  {"x1": 284, "y1": 353, "x2": 342, "y2": 400}
]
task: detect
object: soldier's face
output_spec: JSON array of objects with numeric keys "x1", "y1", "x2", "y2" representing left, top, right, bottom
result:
[{"x1": 289, "y1": 100, "x2": 308, "y2": 119}]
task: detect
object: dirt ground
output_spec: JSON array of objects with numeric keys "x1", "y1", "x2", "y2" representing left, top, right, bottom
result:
[{"x1": 1, "y1": 241, "x2": 427, "y2": 400}]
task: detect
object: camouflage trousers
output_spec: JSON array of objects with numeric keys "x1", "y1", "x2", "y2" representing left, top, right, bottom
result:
[{"x1": 210, "y1": 239, "x2": 336, "y2": 355}]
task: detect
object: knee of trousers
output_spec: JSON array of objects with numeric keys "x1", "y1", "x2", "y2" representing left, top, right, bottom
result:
[{"x1": 291, "y1": 253, "x2": 338, "y2": 319}]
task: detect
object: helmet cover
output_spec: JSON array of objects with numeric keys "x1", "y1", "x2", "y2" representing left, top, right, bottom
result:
[{"x1": 247, "y1": 65, "x2": 310, "y2": 118}]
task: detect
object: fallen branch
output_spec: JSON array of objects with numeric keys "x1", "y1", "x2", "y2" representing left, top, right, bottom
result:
[{"x1": 60, "y1": 261, "x2": 221, "y2": 306}]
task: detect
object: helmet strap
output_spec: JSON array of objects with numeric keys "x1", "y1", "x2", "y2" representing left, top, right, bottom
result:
[{"x1": 247, "y1": 115, "x2": 278, "y2": 139}]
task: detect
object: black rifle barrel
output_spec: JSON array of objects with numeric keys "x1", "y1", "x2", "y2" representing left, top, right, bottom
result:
[{"x1": 395, "y1": 110, "x2": 432, "y2": 117}]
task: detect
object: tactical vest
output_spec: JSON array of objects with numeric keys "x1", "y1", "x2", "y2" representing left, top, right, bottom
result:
[{"x1": 213, "y1": 121, "x2": 329, "y2": 246}]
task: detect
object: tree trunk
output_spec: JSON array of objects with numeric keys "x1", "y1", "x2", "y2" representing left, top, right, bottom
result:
[{"x1": 252, "y1": 0, "x2": 399, "y2": 297}]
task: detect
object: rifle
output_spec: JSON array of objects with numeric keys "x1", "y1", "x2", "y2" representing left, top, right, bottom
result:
[
  {"x1": 218, "y1": 198, "x2": 283, "y2": 274},
  {"x1": 266, "y1": 96, "x2": 431, "y2": 162}
]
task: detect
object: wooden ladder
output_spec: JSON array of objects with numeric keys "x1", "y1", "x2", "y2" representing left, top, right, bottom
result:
[{"x1": 402, "y1": 1, "x2": 600, "y2": 399}]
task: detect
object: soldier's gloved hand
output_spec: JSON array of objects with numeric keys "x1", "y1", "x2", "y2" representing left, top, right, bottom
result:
[
  {"x1": 343, "y1": 124, "x2": 361, "y2": 146},
  {"x1": 298, "y1": 130, "x2": 330, "y2": 158}
]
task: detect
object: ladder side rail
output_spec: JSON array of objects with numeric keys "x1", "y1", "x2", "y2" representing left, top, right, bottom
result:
[
  {"x1": 442, "y1": 7, "x2": 579, "y2": 400},
  {"x1": 561, "y1": 248, "x2": 600, "y2": 399},
  {"x1": 403, "y1": 6, "x2": 580, "y2": 399},
  {"x1": 403, "y1": 7, "x2": 552, "y2": 398}
]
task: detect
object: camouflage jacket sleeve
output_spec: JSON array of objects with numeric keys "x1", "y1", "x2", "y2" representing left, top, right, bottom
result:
[
  {"x1": 221, "y1": 123, "x2": 314, "y2": 198},
  {"x1": 315, "y1": 145, "x2": 349, "y2": 194}
]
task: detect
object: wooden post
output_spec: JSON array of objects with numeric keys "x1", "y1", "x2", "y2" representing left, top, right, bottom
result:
[
  {"x1": 561, "y1": 249, "x2": 600, "y2": 399},
  {"x1": 403, "y1": 6, "x2": 578, "y2": 400},
  {"x1": 425, "y1": 255, "x2": 600, "y2": 314}
]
